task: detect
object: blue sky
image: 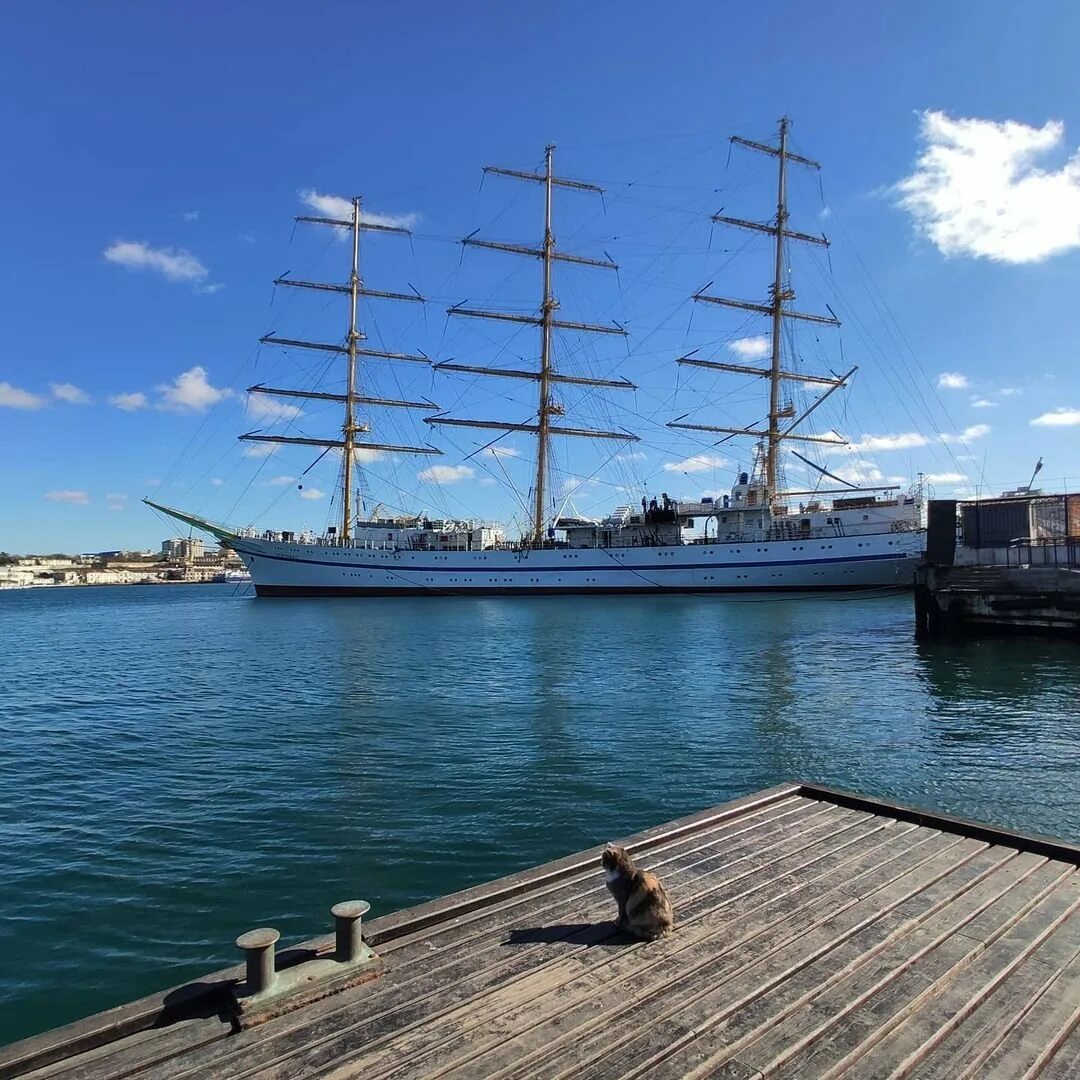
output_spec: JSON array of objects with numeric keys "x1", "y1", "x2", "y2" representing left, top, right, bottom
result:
[{"x1": 2, "y1": 1, "x2": 1078, "y2": 552}]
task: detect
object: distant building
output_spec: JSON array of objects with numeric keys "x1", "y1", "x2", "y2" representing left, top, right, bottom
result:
[{"x1": 161, "y1": 538, "x2": 204, "y2": 560}]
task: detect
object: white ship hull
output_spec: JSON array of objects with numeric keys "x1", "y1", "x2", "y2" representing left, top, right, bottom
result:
[{"x1": 232, "y1": 529, "x2": 923, "y2": 597}]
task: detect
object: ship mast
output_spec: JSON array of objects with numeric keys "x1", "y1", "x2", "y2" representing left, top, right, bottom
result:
[
  {"x1": 428, "y1": 144, "x2": 639, "y2": 543},
  {"x1": 669, "y1": 117, "x2": 853, "y2": 506},
  {"x1": 242, "y1": 199, "x2": 442, "y2": 541}
]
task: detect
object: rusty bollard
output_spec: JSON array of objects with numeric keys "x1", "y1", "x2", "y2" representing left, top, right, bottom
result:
[
  {"x1": 236, "y1": 927, "x2": 280, "y2": 996},
  {"x1": 332, "y1": 900, "x2": 371, "y2": 963}
]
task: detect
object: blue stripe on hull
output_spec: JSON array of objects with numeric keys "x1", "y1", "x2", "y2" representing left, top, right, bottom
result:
[
  {"x1": 235, "y1": 546, "x2": 910, "y2": 574},
  {"x1": 254, "y1": 582, "x2": 912, "y2": 598}
]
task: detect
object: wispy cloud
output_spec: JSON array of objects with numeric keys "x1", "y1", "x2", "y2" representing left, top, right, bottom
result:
[
  {"x1": 614, "y1": 450, "x2": 647, "y2": 462},
  {"x1": 50, "y1": 382, "x2": 92, "y2": 404},
  {"x1": 0, "y1": 382, "x2": 46, "y2": 409},
  {"x1": 298, "y1": 189, "x2": 419, "y2": 231},
  {"x1": 243, "y1": 443, "x2": 279, "y2": 458},
  {"x1": 182, "y1": 210, "x2": 200, "y2": 222},
  {"x1": 847, "y1": 432, "x2": 929, "y2": 452},
  {"x1": 662, "y1": 454, "x2": 730, "y2": 474},
  {"x1": 728, "y1": 335, "x2": 770, "y2": 360},
  {"x1": 109, "y1": 392, "x2": 148, "y2": 412},
  {"x1": 482, "y1": 445, "x2": 521, "y2": 459},
  {"x1": 940, "y1": 424, "x2": 992, "y2": 444},
  {"x1": 999, "y1": 387, "x2": 1022, "y2": 396},
  {"x1": 418, "y1": 464, "x2": 475, "y2": 484},
  {"x1": 832, "y1": 460, "x2": 887, "y2": 485},
  {"x1": 247, "y1": 393, "x2": 303, "y2": 422},
  {"x1": 925, "y1": 472, "x2": 969, "y2": 484},
  {"x1": 45, "y1": 490, "x2": 89, "y2": 505},
  {"x1": 210, "y1": 478, "x2": 225, "y2": 487},
  {"x1": 158, "y1": 366, "x2": 233, "y2": 412},
  {"x1": 267, "y1": 475, "x2": 296, "y2": 486},
  {"x1": 104, "y1": 240, "x2": 209, "y2": 283},
  {"x1": 971, "y1": 398, "x2": 997, "y2": 408},
  {"x1": 299, "y1": 487, "x2": 325, "y2": 500},
  {"x1": 937, "y1": 371, "x2": 969, "y2": 390},
  {"x1": 843, "y1": 424, "x2": 990, "y2": 452},
  {"x1": 894, "y1": 110, "x2": 1080, "y2": 264},
  {"x1": 106, "y1": 493, "x2": 128, "y2": 511},
  {"x1": 1031, "y1": 407, "x2": 1080, "y2": 427}
]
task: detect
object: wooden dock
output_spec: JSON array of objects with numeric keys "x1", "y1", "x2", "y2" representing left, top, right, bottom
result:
[{"x1": 5, "y1": 782, "x2": 1080, "y2": 1078}]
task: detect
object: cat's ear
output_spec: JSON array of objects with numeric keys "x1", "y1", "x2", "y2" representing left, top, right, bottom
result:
[{"x1": 604, "y1": 842, "x2": 615, "y2": 852}]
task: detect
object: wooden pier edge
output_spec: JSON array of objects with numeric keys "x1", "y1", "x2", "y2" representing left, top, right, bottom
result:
[{"x1": 4, "y1": 779, "x2": 1080, "y2": 1077}]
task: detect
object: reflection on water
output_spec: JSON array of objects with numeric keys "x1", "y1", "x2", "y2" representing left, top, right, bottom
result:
[{"x1": 1, "y1": 585, "x2": 1078, "y2": 1045}]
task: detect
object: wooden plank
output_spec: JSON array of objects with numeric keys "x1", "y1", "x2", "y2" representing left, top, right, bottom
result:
[
  {"x1": 559, "y1": 838, "x2": 1004, "y2": 1080},
  {"x1": 0, "y1": 787, "x2": 803, "y2": 1080},
  {"x1": 248, "y1": 813, "x2": 899, "y2": 1080},
  {"x1": 621, "y1": 845, "x2": 1019, "y2": 1080},
  {"x1": 148, "y1": 805, "x2": 867, "y2": 1080},
  {"x1": 975, "y1": 953, "x2": 1080, "y2": 1077},
  {"x1": 845, "y1": 870, "x2": 1080, "y2": 1078},
  {"x1": 451, "y1": 832, "x2": 980, "y2": 1080},
  {"x1": 355, "y1": 822, "x2": 931, "y2": 1080},
  {"x1": 756, "y1": 856, "x2": 1074, "y2": 1078}
]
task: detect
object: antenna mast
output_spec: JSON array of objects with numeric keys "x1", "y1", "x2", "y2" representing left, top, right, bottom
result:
[
  {"x1": 242, "y1": 201, "x2": 443, "y2": 541},
  {"x1": 429, "y1": 145, "x2": 638, "y2": 543},
  {"x1": 674, "y1": 118, "x2": 850, "y2": 499},
  {"x1": 344, "y1": 196, "x2": 361, "y2": 540},
  {"x1": 535, "y1": 145, "x2": 556, "y2": 544},
  {"x1": 766, "y1": 119, "x2": 790, "y2": 499}
]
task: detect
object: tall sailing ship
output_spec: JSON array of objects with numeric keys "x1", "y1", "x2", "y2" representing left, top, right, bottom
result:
[{"x1": 149, "y1": 119, "x2": 925, "y2": 596}]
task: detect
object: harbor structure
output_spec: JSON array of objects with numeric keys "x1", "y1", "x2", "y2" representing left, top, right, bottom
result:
[
  {"x1": 4, "y1": 782, "x2": 1080, "y2": 1077},
  {"x1": 148, "y1": 120, "x2": 925, "y2": 597},
  {"x1": 916, "y1": 493, "x2": 1080, "y2": 635}
]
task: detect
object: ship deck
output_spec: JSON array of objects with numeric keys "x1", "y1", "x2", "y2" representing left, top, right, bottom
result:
[{"x1": 5, "y1": 782, "x2": 1080, "y2": 1078}]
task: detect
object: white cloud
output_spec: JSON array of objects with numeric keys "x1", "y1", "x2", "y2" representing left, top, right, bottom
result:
[
  {"x1": 662, "y1": 454, "x2": 730, "y2": 474},
  {"x1": 940, "y1": 424, "x2": 991, "y2": 444},
  {"x1": 999, "y1": 387, "x2": 1022, "y2": 396},
  {"x1": 925, "y1": 472, "x2": 968, "y2": 484},
  {"x1": 197, "y1": 283, "x2": 226, "y2": 295},
  {"x1": 728, "y1": 335, "x2": 771, "y2": 360},
  {"x1": 614, "y1": 449, "x2": 647, "y2": 462},
  {"x1": 847, "y1": 432, "x2": 929, "y2": 453},
  {"x1": 243, "y1": 443, "x2": 279, "y2": 458},
  {"x1": 894, "y1": 110, "x2": 1080, "y2": 264},
  {"x1": 832, "y1": 460, "x2": 887, "y2": 485},
  {"x1": 247, "y1": 393, "x2": 303, "y2": 422},
  {"x1": 104, "y1": 240, "x2": 209, "y2": 283},
  {"x1": 299, "y1": 487, "x2": 325, "y2": 500},
  {"x1": 50, "y1": 382, "x2": 92, "y2": 404},
  {"x1": 109, "y1": 392, "x2": 148, "y2": 411},
  {"x1": 106, "y1": 493, "x2": 128, "y2": 511},
  {"x1": 298, "y1": 189, "x2": 419, "y2": 231},
  {"x1": 210, "y1": 478, "x2": 225, "y2": 487},
  {"x1": 1031, "y1": 407, "x2": 1080, "y2": 427},
  {"x1": 482, "y1": 445, "x2": 522, "y2": 459},
  {"x1": 0, "y1": 381, "x2": 45, "y2": 409},
  {"x1": 158, "y1": 366, "x2": 233, "y2": 412},
  {"x1": 351, "y1": 447, "x2": 384, "y2": 463},
  {"x1": 45, "y1": 490, "x2": 89, "y2": 505},
  {"x1": 182, "y1": 210, "x2": 200, "y2": 222},
  {"x1": 267, "y1": 475, "x2": 296, "y2": 486},
  {"x1": 418, "y1": 464, "x2": 475, "y2": 484},
  {"x1": 937, "y1": 372, "x2": 969, "y2": 390},
  {"x1": 971, "y1": 398, "x2": 997, "y2": 408}
]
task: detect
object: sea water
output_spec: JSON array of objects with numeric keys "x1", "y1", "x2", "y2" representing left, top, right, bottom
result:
[{"x1": 1, "y1": 584, "x2": 1078, "y2": 1044}]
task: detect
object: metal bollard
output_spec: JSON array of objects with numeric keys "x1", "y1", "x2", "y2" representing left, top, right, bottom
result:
[
  {"x1": 331, "y1": 900, "x2": 371, "y2": 963},
  {"x1": 235, "y1": 927, "x2": 280, "y2": 995}
]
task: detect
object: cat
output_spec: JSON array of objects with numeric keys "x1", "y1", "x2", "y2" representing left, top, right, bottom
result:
[{"x1": 601, "y1": 843, "x2": 674, "y2": 941}]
